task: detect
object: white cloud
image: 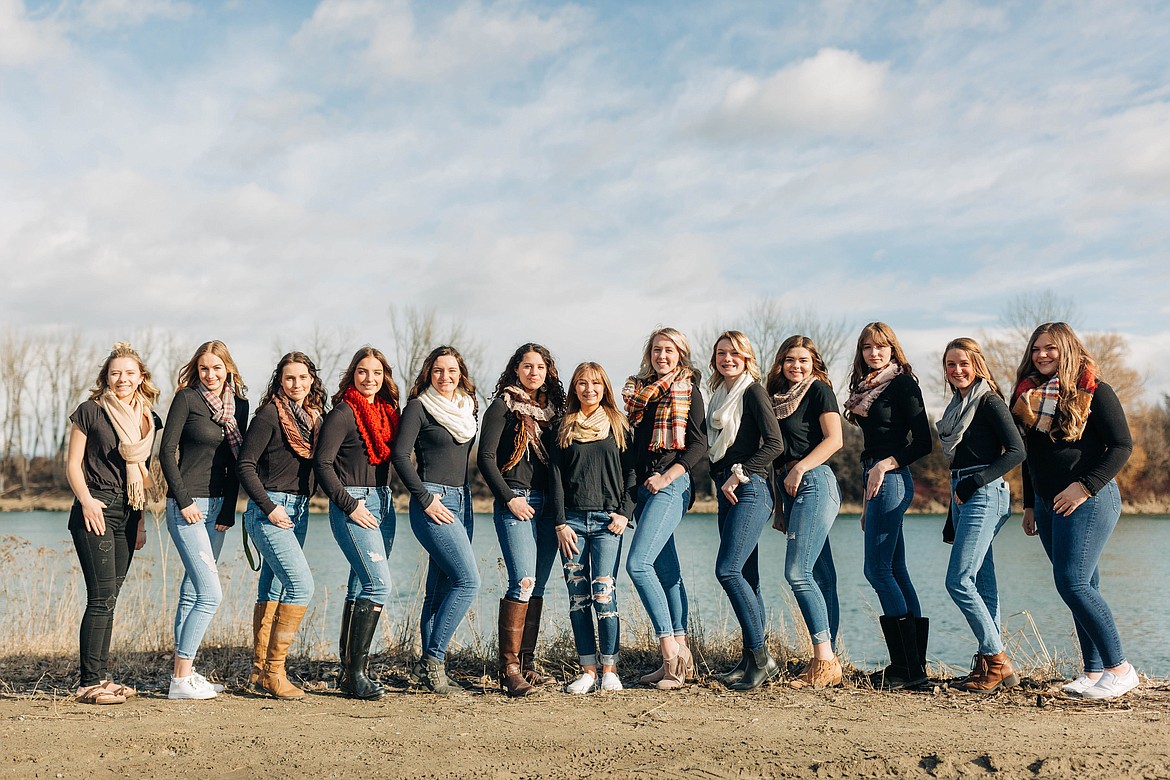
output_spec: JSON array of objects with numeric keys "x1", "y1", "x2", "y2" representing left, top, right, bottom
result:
[
  {"x1": 0, "y1": 0, "x2": 67, "y2": 66},
  {"x1": 71, "y1": 0, "x2": 193, "y2": 30}
]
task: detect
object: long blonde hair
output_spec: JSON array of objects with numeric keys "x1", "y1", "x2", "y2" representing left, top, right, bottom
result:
[
  {"x1": 942, "y1": 337, "x2": 1001, "y2": 398},
  {"x1": 176, "y1": 340, "x2": 247, "y2": 398},
  {"x1": 635, "y1": 327, "x2": 700, "y2": 384},
  {"x1": 89, "y1": 342, "x2": 161, "y2": 405},
  {"x1": 1013, "y1": 322, "x2": 1096, "y2": 439},
  {"x1": 706, "y1": 330, "x2": 760, "y2": 391},
  {"x1": 558, "y1": 362, "x2": 630, "y2": 451}
]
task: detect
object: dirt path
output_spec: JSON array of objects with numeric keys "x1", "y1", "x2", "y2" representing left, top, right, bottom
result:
[{"x1": 3, "y1": 676, "x2": 1169, "y2": 779}]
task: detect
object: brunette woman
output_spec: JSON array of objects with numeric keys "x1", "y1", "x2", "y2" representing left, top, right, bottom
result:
[
  {"x1": 160, "y1": 340, "x2": 248, "y2": 700},
  {"x1": 622, "y1": 327, "x2": 707, "y2": 690},
  {"x1": 548, "y1": 362, "x2": 635, "y2": 694},
  {"x1": 768, "y1": 336, "x2": 845, "y2": 689},
  {"x1": 67, "y1": 343, "x2": 162, "y2": 705},
  {"x1": 843, "y1": 322, "x2": 932, "y2": 690},
  {"x1": 1012, "y1": 323, "x2": 1136, "y2": 700},
  {"x1": 391, "y1": 346, "x2": 481, "y2": 695},
  {"x1": 238, "y1": 352, "x2": 326, "y2": 699},
  {"x1": 314, "y1": 346, "x2": 399, "y2": 700},
  {"x1": 936, "y1": 338, "x2": 1025, "y2": 693},
  {"x1": 478, "y1": 343, "x2": 566, "y2": 697},
  {"x1": 707, "y1": 331, "x2": 784, "y2": 690}
]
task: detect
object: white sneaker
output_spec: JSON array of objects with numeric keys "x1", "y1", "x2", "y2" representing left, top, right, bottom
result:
[
  {"x1": 192, "y1": 671, "x2": 225, "y2": 693},
  {"x1": 564, "y1": 673, "x2": 596, "y2": 694},
  {"x1": 1060, "y1": 674, "x2": 1099, "y2": 696},
  {"x1": 169, "y1": 675, "x2": 218, "y2": 700},
  {"x1": 600, "y1": 672, "x2": 623, "y2": 691},
  {"x1": 1080, "y1": 666, "x2": 1139, "y2": 700}
]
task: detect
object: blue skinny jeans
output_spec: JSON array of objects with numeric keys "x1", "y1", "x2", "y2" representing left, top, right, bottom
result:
[
  {"x1": 244, "y1": 491, "x2": 314, "y2": 606},
  {"x1": 627, "y1": 472, "x2": 690, "y2": 639},
  {"x1": 862, "y1": 464, "x2": 921, "y2": 618},
  {"x1": 714, "y1": 472, "x2": 773, "y2": 652},
  {"x1": 561, "y1": 510, "x2": 624, "y2": 667},
  {"x1": 328, "y1": 486, "x2": 395, "y2": 604},
  {"x1": 945, "y1": 467, "x2": 1010, "y2": 655},
  {"x1": 493, "y1": 489, "x2": 557, "y2": 601},
  {"x1": 166, "y1": 496, "x2": 226, "y2": 661},
  {"x1": 780, "y1": 464, "x2": 841, "y2": 647}
]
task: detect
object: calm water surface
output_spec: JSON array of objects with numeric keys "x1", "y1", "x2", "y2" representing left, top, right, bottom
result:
[{"x1": 2, "y1": 510, "x2": 1167, "y2": 676}]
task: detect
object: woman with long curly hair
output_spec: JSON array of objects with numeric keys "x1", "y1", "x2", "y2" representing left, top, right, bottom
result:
[
  {"x1": 1012, "y1": 323, "x2": 1136, "y2": 700},
  {"x1": 237, "y1": 352, "x2": 327, "y2": 699},
  {"x1": 478, "y1": 343, "x2": 567, "y2": 696}
]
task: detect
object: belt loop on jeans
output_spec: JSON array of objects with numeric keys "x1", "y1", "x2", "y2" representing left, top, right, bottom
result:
[{"x1": 950, "y1": 464, "x2": 989, "y2": 478}]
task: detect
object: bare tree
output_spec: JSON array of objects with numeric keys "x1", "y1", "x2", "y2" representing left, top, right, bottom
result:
[
  {"x1": 982, "y1": 291, "x2": 1079, "y2": 389},
  {"x1": 387, "y1": 305, "x2": 486, "y2": 396},
  {"x1": 0, "y1": 328, "x2": 32, "y2": 491}
]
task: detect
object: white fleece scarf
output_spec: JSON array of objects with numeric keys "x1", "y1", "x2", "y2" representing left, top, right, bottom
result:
[
  {"x1": 706, "y1": 373, "x2": 753, "y2": 463},
  {"x1": 418, "y1": 385, "x2": 478, "y2": 443}
]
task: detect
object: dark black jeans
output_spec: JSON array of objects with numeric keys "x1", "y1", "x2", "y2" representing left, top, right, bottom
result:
[{"x1": 69, "y1": 489, "x2": 140, "y2": 686}]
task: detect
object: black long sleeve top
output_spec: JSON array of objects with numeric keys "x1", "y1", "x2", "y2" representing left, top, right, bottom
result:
[
  {"x1": 476, "y1": 397, "x2": 551, "y2": 503},
  {"x1": 855, "y1": 373, "x2": 932, "y2": 467},
  {"x1": 390, "y1": 398, "x2": 475, "y2": 510},
  {"x1": 546, "y1": 431, "x2": 636, "y2": 524},
  {"x1": 237, "y1": 403, "x2": 317, "y2": 515},
  {"x1": 630, "y1": 376, "x2": 709, "y2": 482},
  {"x1": 708, "y1": 382, "x2": 784, "y2": 478},
  {"x1": 70, "y1": 400, "x2": 163, "y2": 493},
  {"x1": 1021, "y1": 382, "x2": 1132, "y2": 508},
  {"x1": 159, "y1": 387, "x2": 248, "y2": 525},
  {"x1": 947, "y1": 393, "x2": 1026, "y2": 501},
  {"x1": 313, "y1": 404, "x2": 393, "y2": 516},
  {"x1": 776, "y1": 380, "x2": 839, "y2": 462}
]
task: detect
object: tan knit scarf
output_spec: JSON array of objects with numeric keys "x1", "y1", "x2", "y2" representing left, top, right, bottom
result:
[
  {"x1": 771, "y1": 376, "x2": 816, "y2": 421},
  {"x1": 500, "y1": 386, "x2": 554, "y2": 473},
  {"x1": 844, "y1": 363, "x2": 902, "y2": 418},
  {"x1": 564, "y1": 406, "x2": 612, "y2": 445},
  {"x1": 95, "y1": 389, "x2": 155, "y2": 509}
]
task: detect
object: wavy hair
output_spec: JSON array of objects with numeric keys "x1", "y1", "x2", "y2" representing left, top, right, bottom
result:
[
  {"x1": 88, "y1": 342, "x2": 161, "y2": 406},
  {"x1": 1013, "y1": 322, "x2": 1096, "y2": 440},
  {"x1": 766, "y1": 335, "x2": 832, "y2": 395},
  {"x1": 491, "y1": 342, "x2": 567, "y2": 413},
  {"x1": 848, "y1": 322, "x2": 916, "y2": 392},
  {"x1": 176, "y1": 340, "x2": 247, "y2": 398},
  {"x1": 259, "y1": 351, "x2": 328, "y2": 413},
  {"x1": 942, "y1": 337, "x2": 1002, "y2": 399},
  {"x1": 408, "y1": 345, "x2": 479, "y2": 416},
  {"x1": 635, "y1": 326, "x2": 701, "y2": 384},
  {"x1": 706, "y1": 330, "x2": 760, "y2": 391},
  {"x1": 332, "y1": 346, "x2": 399, "y2": 409}
]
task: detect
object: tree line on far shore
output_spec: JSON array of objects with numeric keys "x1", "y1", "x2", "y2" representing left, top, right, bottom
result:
[{"x1": 2, "y1": 295, "x2": 1167, "y2": 511}]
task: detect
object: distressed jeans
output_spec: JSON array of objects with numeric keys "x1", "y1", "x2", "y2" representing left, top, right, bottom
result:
[
  {"x1": 561, "y1": 510, "x2": 624, "y2": 666},
  {"x1": 493, "y1": 490, "x2": 557, "y2": 601},
  {"x1": 328, "y1": 486, "x2": 395, "y2": 604},
  {"x1": 167, "y1": 496, "x2": 226, "y2": 660},
  {"x1": 245, "y1": 491, "x2": 314, "y2": 606}
]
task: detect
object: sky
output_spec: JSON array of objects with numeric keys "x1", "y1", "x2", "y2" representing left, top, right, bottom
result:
[{"x1": 2, "y1": 0, "x2": 1169, "y2": 410}]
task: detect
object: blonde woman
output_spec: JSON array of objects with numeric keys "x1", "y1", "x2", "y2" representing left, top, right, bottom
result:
[
  {"x1": 622, "y1": 327, "x2": 708, "y2": 690},
  {"x1": 66, "y1": 343, "x2": 162, "y2": 704},
  {"x1": 548, "y1": 362, "x2": 635, "y2": 693},
  {"x1": 160, "y1": 340, "x2": 249, "y2": 699},
  {"x1": 706, "y1": 331, "x2": 784, "y2": 690},
  {"x1": 1012, "y1": 323, "x2": 1135, "y2": 700}
]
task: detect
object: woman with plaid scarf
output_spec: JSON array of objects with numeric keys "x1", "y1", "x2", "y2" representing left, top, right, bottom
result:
[{"x1": 622, "y1": 327, "x2": 708, "y2": 690}]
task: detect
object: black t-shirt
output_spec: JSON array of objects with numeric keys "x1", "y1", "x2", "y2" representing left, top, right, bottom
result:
[
  {"x1": 546, "y1": 431, "x2": 636, "y2": 523},
  {"x1": 70, "y1": 400, "x2": 163, "y2": 493},
  {"x1": 776, "y1": 380, "x2": 839, "y2": 462}
]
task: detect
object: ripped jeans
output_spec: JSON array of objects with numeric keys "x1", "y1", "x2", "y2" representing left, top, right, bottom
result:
[
  {"x1": 167, "y1": 496, "x2": 226, "y2": 661},
  {"x1": 493, "y1": 489, "x2": 557, "y2": 601},
  {"x1": 560, "y1": 510, "x2": 624, "y2": 667},
  {"x1": 328, "y1": 486, "x2": 395, "y2": 604}
]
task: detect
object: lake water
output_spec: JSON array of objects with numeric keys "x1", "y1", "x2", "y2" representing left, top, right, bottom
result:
[{"x1": 2, "y1": 510, "x2": 1167, "y2": 677}]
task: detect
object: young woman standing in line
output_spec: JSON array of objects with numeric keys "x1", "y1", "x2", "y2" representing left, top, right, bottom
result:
[
  {"x1": 622, "y1": 327, "x2": 708, "y2": 690},
  {"x1": 547, "y1": 362, "x2": 635, "y2": 694},
  {"x1": 767, "y1": 336, "x2": 844, "y2": 690},
  {"x1": 936, "y1": 338, "x2": 1025, "y2": 693},
  {"x1": 67, "y1": 343, "x2": 162, "y2": 705},
  {"x1": 314, "y1": 346, "x2": 399, "y2": 700},
  {"x1": 1013, "y1": 323, "x2": 1136, "y2": 700},
  {"x1": 237, "y1": 352, "x2": 326, "y2": 699},
  {"x1": 478, "y1": 344, "x2": 566, "y2": 697},
  {"x1": 706, "y1": 331, "x2": 784, "y2": 690},
  {"x1": 392, "y1": 346, "x2": 481, "y2": 695},
  {"x1": 160, "y1": 340, "x2": 248, "y2": 700},
  {"x1": 843, "y1": 323, "x2": 932, "y2": 690}
]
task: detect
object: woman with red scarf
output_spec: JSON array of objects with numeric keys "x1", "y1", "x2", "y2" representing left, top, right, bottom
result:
[
  {"x1": 1013, "y1": 322, "x2": 1136, "y2": 700},
  {"x1": 315, "y1": 346, "x2": 400, "y2": 700}
]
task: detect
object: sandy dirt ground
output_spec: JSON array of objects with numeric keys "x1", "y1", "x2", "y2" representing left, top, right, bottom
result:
[{"x1": 3, "y1": 672, "x2": 1169, "y2": 780}]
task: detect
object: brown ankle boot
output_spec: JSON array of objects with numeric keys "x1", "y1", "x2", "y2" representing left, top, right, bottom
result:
[
  {"x1": 961, "y1": 651, "x2": 1019, "y2": 694},
  {"x1": 519, "y1": 596, "x2": 555, "y2": 686},
  {"x1": 260, "y1": 603, "x2": 308, "y2": 700},
  {"x1": 250, "y1": 601, "x2": 279, "y2": 689},
  {"x1": 789, "y1": 657, "x2": 843, "y2": 689},
  {"x1": 499, "y1": 598, "x2": 536, "y2": 697}
]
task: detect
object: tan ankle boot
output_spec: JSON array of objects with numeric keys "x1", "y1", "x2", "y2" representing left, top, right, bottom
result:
[
  {"x1": 655, "y1": 654, "x2": 687, "y2": 691},
  {"x1": 250, "y1": 601, "x2": 279, "y2": 689},
  {"x1": 789, "y1": 657, "x2": 843, "y2": 689},
  {"x1": 260, "y1": 603, "x2": 308, "y2": 700},
  {"x1": 961, "y1": 651, "x2": 1019, "y2": 694}
]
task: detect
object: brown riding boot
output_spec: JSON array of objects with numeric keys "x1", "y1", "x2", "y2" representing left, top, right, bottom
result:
[
  {"x1": 961, "y1": 651, "x2": 1019, "y2": 694},
  {"x1": 260, "y1": 603, "x2": 308, "y2": 700},
  {"x1": 249, "y1": 601, "x2": 279, "y2": 689},
  {"x1": 519, "y1": 596, "x2": 555, "y2": 686},
  {"x1": 499, "y1": 598, "x2": 536, "y2": 697}
]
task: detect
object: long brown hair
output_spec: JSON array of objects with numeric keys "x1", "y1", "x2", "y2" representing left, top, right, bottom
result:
[
  {"x1": 408, "y1": 345, "x2": 478, "y2": 415},
  {"x1": 635, "y1": 327, "x2": 701, "y2": 384},
  {"x1": 88, "y1": 342, "x2": 161, "y2": 406},
  {"x1": 332, "y1": 346, "x2": 399, "y2": 409},
  {"x1": 491, "y1": 342, "x2": 567, "y2": 413},
  {"x1": 260, "y1": 351, "x2": 328, "y2": 413},
  {"x1": 942, "y1": 337, "x2": 1002, "y2": 399},
  {"x1": 766, "y1": 335, "x2": 832, "y2": 395},
  {"x1": 706, "y1": 330, "x2": 760, "y2": 392},
  {"x1": 558, "y1": 362, "x2": 630, "y2": 451},
  {"x1": 176, "y1": 340, "x2": 247, "y2": 398},
  {"x1": 848, "y1": 322, "x2": 916, "y2": 391},
  {"x1": 1013, "y1": 322, "x2": 1096, "y2": 439}
]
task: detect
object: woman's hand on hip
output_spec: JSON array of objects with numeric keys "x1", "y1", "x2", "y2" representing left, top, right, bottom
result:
[
  {"x1": 507, "y1": 496, "x2": 535, "y2": 521},
  {"x1": 1053, "y1": 482, "x2": 1090, "y2": 517},
  {"x1": 268, "y1": 505, "x2": 294, "y2": 529},
  {"x1": 81, "y1": 497, "x2": 107, "y2": 536},
  {"x1": 425, "y1": 494, "x2": 455, "y2": 524},
  {"x1": 180, "y1": 501, "x2": 204, "y2": 524},
  {"x1": 349, "y1": 500, "x2": 379, "y2": 529},
  {"x1": 607, "y1": 513, "x2": 628, "y2": 535},
  {"x1": 720, "y1": 475, "x2": 740, "y2": 505}
]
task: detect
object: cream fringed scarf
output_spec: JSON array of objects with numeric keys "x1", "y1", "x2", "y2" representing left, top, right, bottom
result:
[
  {"x1": 706, "y1": 373, "x2": 752, "y2": 463},
  {"x1": 563, "y1": 406, "x2": 611, "y2": 445},
  {"x1": 418, "y1": 386, "x2": 478, "y2": 443},
  {"x1": 95, "y1": 390, "x2": 155, "y2": 509}
]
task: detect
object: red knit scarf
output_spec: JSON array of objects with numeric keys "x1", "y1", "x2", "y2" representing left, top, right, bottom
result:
[{"x1": 343, "y1": 385, "x2": 399, "y2": 465}]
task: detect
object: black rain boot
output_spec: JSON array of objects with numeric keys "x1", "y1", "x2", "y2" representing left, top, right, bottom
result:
[
  {"x1": 715, "y1": 647, "x2": 750, "y2": 686},
  {"x1": 729, "y1": 646, "x2": 780, "y2": 691},
  {"x1": 341, "y1": 599, "x2": 385, "y2": 700},
  {"x1": 870, "y1": 614, "x2": 926, "y2": 690},
  {"x1": 336, "y1": 600, "x2": 354, "y2": 691},
  {"x1": 915, "y1": 616, "x2": 930, "y2": 683}
]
